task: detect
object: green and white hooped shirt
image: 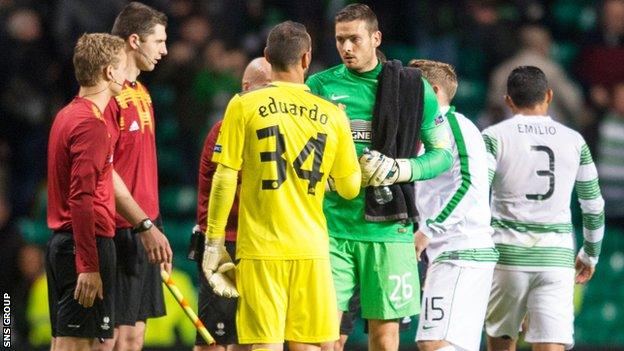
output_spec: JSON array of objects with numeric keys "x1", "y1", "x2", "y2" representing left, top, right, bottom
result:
[
  {"x1": 415, "y1": 106, "x2": 497, "y2": 267},
  {"x1": 482, "y1": 114, "x2": 604, "y2": 271}
]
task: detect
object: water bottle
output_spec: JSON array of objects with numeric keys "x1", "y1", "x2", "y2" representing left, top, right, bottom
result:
[
  {"x1": 373, "y1": 185, "x2": 393, "y2": 204},
  {"x1": 363, "y1": 147, "x2": 394, "y2": 204}
]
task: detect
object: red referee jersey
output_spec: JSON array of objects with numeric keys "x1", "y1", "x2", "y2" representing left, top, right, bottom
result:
[
  {"x1": 197, "y1": 120, "x2": 239, "y2": 241},
  {"x1": 47, "y1": 97, "x2": 115, "y2": 273},
  {"x1": 104, "y1": 81, "x2": 160, "y2": 228}
]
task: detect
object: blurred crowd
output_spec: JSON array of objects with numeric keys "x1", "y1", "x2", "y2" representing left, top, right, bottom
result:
[{"x1": 1, "y1": 0, "x2": 624, "y2": 348}]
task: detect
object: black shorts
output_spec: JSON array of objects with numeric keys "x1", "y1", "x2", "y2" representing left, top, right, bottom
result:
[
  {"x1": 113, "y1": 218, "x2": 166, "y2": 325},
  {"x1": 195, "y1": 240, "x2": 238, "y2": 346},
  {"x1": 340, "y1": 287, "x2": 412, "y2": 335},
  {"x1": 45, "y1": 232, "x2": 116, "y2": 339}
]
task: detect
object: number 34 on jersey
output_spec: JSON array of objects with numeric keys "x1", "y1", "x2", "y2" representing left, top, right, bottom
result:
[{"x1": 212, "y1": 83, "x2": 359, "y2": 199}]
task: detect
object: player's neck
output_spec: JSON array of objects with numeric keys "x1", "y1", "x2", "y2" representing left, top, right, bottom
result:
[
  {"x1": 355, "y1": 57, "x2": 379, "y2": 74},
  {"x1": 79, "y1": 84, "x2": 114, "y2": 113},
  {"x1": 124, "y1": 52, "x2": 142, "y2": 82},
  {"x1": 514, "y1": 106, "x2": 549, "y2": 117},
  {"x1": 271, "y1": 70, "x2": 304, "y2": 84}
]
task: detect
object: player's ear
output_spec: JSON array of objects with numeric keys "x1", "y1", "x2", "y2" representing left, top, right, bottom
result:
[
  {"x1": 302, "y1": 50, "x2": 311, "y2": 70},
  {"x1": 545, "y1": 88, "x2": 554, "y2": 104},
  {"x1": 372, "y1": 30, "x2": 382, "y2": 48},
  {"x1": 103, "y1": 64, "x2": 114, "y2": 83},
  {"x1": 504, "y1": 95, "x2": 515, "y2": 110},
  {"x1": 263, "y1": 47, "x2": 271, "y2": 65},
  {"x1": 129, "y1": 33, "x2": 141, "y2": 50}
]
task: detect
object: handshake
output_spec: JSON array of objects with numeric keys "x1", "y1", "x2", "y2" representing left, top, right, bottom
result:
[{"x1": 359, "y1": 148, "x2": 413, "y2": 186}]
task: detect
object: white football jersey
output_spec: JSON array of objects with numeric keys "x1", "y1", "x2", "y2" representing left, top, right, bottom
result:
[
  {"x1": 482, "y1": 114, "x2": 604, "y2": 271},
  {"x1": 415, "y1": 106, "x2": 496, "y2": 265}
]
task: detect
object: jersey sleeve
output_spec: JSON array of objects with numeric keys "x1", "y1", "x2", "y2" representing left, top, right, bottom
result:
[
  {"x1": 212, "y1": 94, "x2": 245, "y2": 170},
  {"x1": 102, "y1": 98, "x2": 121, "y2": 148},
  {"x1": 482, "y1": 127, "x2": 499, "y2": 186},
  {"x1": 574, "y1": 140, "x2": 605, "y2": 264},
  {"x1": 408, "y1": 78, "x2": 453, "y2": 180},
  {"x1": 330, "y1": 110, "x2": 359, "y2": 179},
  {"x1": 197, "y1": 121, "x2": 222, "y2": 231},
  {"x1": 69, "y1": 118, "x2": 109, "y2": 273},
  {"x1": 305, "y1": 74, "x2": 323, "y2": 95}
]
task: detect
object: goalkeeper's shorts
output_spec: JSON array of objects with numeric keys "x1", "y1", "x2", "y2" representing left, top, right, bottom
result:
[{"x1": 236, "y1": 258, "x2": 339, "y2": 344}]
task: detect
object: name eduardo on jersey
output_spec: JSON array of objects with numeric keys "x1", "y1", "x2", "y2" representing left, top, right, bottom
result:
[{"x1": 258, "y1": 96, "x2": 329, "y2": 125}]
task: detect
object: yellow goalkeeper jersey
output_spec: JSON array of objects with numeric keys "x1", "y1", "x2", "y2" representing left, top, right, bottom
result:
[{"x1": 213, "y1": 81, "x2": 359, "y2": 259}]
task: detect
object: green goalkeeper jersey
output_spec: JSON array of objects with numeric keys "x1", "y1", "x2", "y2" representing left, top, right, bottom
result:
[{"x1": 306, "y1": 62, "x2": 452, "y2": 243}]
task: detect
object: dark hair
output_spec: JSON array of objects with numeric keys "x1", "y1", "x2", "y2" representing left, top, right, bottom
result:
[
  {"x1": 111, "y1": 2, "x2": 167, "y2": 40},
  {"x1": 265, "y1": 21, "x2": 310, "y2": 72},
  {"x1": 506, "y1": 66, "x2": 549, "y2": 108},
  {"x1": 335, "y1": 3, "x2": 378, "y2": 32}
]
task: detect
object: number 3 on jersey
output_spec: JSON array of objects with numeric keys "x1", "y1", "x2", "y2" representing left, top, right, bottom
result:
[
  {"x1": 526, "y1": 145, "x2": 555, "y2": 201},
  {"x1": 256, "y1": 125, "x2": 327, "y2": 194}
]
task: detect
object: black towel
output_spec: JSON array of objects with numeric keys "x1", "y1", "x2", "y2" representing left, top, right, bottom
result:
[{"x1": 365, "y1": 59, "x2": 424, "y2": 222}]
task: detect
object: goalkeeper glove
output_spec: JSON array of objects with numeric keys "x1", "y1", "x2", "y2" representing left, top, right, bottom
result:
[
  {"x1": 202, "y1": 237, "x2": 239, "y2": 298},
  {"x1": 359, "y1": 149, "x2": 412, "y2": 187}
]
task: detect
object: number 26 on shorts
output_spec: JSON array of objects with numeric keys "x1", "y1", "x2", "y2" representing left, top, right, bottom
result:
[{"x1": 389, "y1": 273, "x2": 413, "y2": 305}]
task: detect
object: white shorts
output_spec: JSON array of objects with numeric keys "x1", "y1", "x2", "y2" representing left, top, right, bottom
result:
[
  {"x1": 485, "y1": 269, "x2": 575, "y2": 349},
  {"x1": 416, "y1": 261, "x2": 495, "y2": 351}
]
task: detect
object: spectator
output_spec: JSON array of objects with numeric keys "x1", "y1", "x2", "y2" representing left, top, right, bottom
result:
[
  {"x1": 577, "y1": 0, "x2": 624, "y2": 94},
  {"x1": 577, "y1": 0, "x2": 624, "y2": 137},
  {"x1": 460, "y1": 0, "x2": 517, "y2": 79},
  {"x1": 0, "y1": 8, "x2": 56, "y2": 217},
  {"x1": 0, "y1": 194, "x2": 45, "y2": 349},
  {"x1": 597, "y1": 82, "x2": 624, "y2": 229},
  {"x1": 487, "y1": 25, "x2": 584, "y2": 126},
  {"x1": 586, "y1": 0, "x2": 624, "y2": 47}
]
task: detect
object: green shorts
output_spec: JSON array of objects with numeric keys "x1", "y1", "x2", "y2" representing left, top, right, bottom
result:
[{"x1": 329, "y1": 237, "x2": 420, "y2": 320}]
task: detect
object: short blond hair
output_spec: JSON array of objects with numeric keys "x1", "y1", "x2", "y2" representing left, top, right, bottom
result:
[
  {"x1": 73, "y1": 33, "x2": 125, "y2": 87},
  {"x1": 408, "y1": 59, "x2": 458, "y2": 101}
]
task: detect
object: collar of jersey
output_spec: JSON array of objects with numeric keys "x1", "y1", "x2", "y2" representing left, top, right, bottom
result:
[
  {"x1": 345, "y1": 60, "x2": 382, "y2": 79},
  {"x1": 74, "y1": 96, "x2": 103, "y2": 115},
  {"x1": 271, "y1": 81, "x2": 310, "y2": 90},
  {"x1": 513, "y1": 114, "x2": 552, "y2": 120},
  {"x1": 440, "y1": 105, "x2": 452, "y2": 116}
]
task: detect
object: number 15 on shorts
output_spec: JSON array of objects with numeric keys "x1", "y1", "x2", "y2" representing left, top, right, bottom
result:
[{"x1": 423, "y1": 296, "x2": 444, "y2": 323}]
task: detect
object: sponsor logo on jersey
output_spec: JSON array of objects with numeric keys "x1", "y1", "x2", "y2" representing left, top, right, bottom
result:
[
  {"x1": 434, "y1": 114, "x2": 445, "y2": 126},
  {"x1": 214, "y1": 144, "x2": 222, "y2": 153},
  {"x1": 129, "y1": 120, "x2": 140, "y2": 132},
  {"x1": 350, "y1": 120, "x2": 372, "y2": 142},
  {"x1": 393, "y1": 300, "x2": 411, "y2": 309},
  {"x1": 330, "y1": 93, "x2": 349, "y2": 101}
]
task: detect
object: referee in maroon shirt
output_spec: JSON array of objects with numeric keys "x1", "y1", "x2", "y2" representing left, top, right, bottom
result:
[
  {"x1": 97, "y1": 3, "x2": 172, "y2": 351},
  {"x1": 46, "y1": 33, "x2": 126, "y2": 351}
]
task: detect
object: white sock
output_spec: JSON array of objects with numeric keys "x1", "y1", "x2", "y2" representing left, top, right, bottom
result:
[{"x1": 436, "y1": 345, "x2": 457, "y2": 351}]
